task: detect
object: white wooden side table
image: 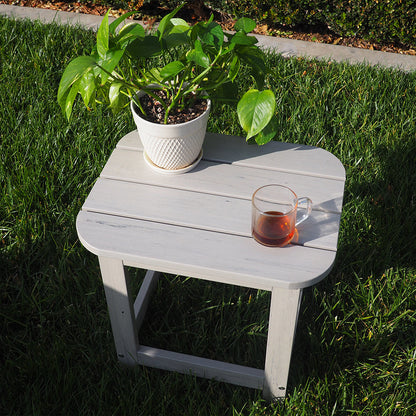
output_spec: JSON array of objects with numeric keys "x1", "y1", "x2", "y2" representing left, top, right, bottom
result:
[{"x1": 76, "y1": 131, "x2": 345, "y2": 400}]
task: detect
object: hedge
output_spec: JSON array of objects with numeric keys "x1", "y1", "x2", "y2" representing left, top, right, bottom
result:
[{"x1": 136, "y1": 0, "x2": 416, "y2": 48}]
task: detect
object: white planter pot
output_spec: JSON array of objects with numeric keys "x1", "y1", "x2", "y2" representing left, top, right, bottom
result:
[{"x1": 130, "y1": 90, "x2": 211, "y2": 172}]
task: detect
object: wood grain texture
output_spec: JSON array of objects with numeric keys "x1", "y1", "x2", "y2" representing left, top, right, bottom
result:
[
  {"x1": 100, "y1": 150, "x2": 344, "y2": 213},
  {"x1": 109, "y1": 132, "x2": 345, "y2": 220},
  {"x1": 117, "y1": 131, "x2": 346, "y2": 181},
  {"x1": 77, "y1": 211, "x2": 337, "y2": 290},
  {"x1": 263, "y1": 287, "x2": 302, "y2": 399},
  {"x1": 98, "y1": 257, "x2": 139, "y2": 365},
  {"x1": 78, "y1": 130, "x2": 345, "y2": 290},
  {"x1": 137, "y1": 346, "x2": 265, "y2": 389},
  {"x1": 83, "y1": 178, "x2": 342, "y2": 250}
]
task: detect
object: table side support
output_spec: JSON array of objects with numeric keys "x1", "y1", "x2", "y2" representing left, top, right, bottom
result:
[
  {"x1": 137, "y1": 345, "x2": 265, "y2": 390},
  {"x1": 98, "y1": 257, "x2": 303, "y2": 398},
  {"x1": 134, "y1": 270, "x2": 161, "y2": 330},
  {"x1": 263, "y1": 287, "x2": 303, "y2": 400},
  {"x1": 98, "y1": 257, "x2": 139, "y2": 365}
]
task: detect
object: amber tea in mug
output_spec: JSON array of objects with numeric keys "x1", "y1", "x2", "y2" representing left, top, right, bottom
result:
[{"x1": 252, "y1": 185, "x2": 312, "y2": 247}]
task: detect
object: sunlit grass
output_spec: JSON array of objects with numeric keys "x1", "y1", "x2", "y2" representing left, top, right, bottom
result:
[{"x1": 1, "y1": 16, "x2": 415, "y2": 415}]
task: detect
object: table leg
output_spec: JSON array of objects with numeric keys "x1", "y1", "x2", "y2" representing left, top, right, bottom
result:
[
  {"x1": 134, "y1": 270, "x2": 161, "y2": 331},
  {"x1": 263, "y1": 287, "x2": 302, "y2": 400},
  {"x1": 98, "y1": 257, "x2": 139, "y2": 365}
]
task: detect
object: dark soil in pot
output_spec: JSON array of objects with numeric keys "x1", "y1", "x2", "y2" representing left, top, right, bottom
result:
[{"x1": 138, "y1": 90, "x2": 208, "y2": 125}]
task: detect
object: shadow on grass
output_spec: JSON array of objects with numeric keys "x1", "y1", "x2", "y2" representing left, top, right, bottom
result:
[
  {"x1": 2, "y1": 137, "x2": 414, "y2": 412},
  {"x1": 341, "y1": 138, "x2": 416, "y2": 274},
  {"x1": 288, "y1": 136, "x2": 416, "y2": 394}
]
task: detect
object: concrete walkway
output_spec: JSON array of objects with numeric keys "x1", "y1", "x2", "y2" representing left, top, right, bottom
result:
[{"x1": 1, "y1": 4, "x2": 415, "y2": 72}]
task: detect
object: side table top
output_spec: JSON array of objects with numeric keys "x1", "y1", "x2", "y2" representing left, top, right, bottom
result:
[{"x1": 77, "y1": 131, "x2": 345, "y2": 290}]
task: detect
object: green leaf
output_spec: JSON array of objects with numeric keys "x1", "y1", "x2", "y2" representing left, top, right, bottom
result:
[
  {"x1": 236, "y1": 45, "x2": 267, "y2": 89},
  {"x1": 157, "y1": 4, "x2": 184, "y2": 39},
  {"x1": 200, "y1": 68, "x2": 222, "y2": 84},
  {"x1": 231, "y1": 31, "x2": 258, "y2": 46},
  {"x1": 160, "y1": 61, "x2": 185, "y2": 80},
  {"x1": 109, "y1": 11, "x2": 136, "y2": 35},
  {"x1": 199, "y1": 21, "x2": 224, "y2": 47},
  {"x1": 220, "y1": 41, "x2": 235, "y2": 55},
  {"x1": 254, "y1": 115, "x2": 278, "y2": 145},
  {"x1": 158, "y1": 14, "x2": 190, "y2": 50},
  {"x1": 228, "y1": 56, "x2": 240, "y2": 81},
  {"x1": 170, "y1": 18, "x2": 188, "y2": 28},
  {"x1": 127, "y1": 35, "x2": 161, "y2": 58},
  {"x1": 186, "y1": 40, "x2": 210, "y2": 68},
  {"x1": 108, "y1": 81, "x2": 125, "y2": 109},
  {"x1": 64, "y1": 79, "x2": 80, "y2": 120},
  {"x1": 57, "y1": 56, "x2": 96, "y2": 109},
  {"x1": 208, "y1": 81, "x2": 238, "y2": 104},
  {"x1": 97, "y1": 48, "x2": 124, "y2": 84},
  {"x1": 117, "y1": 23, "x2": 145, "y2": 48},
  {"x1": 97, "y1": 11, "x2": 110, "y2": 58},
  {"x1": 234, "y1": 17, "x2": 257, "y2": 33},
  {"x1": 79, "y1": 69, "x2": 96, "y2": 107},
  {"x1": 237, "y1": 89, "x2": 276, "y2": 140},
  {"x1": 145, "y1": 68, "x2": 162, "y2": 83},
  {"x1": 164, "y1": 30, "x2": 190, "y2": 50}
]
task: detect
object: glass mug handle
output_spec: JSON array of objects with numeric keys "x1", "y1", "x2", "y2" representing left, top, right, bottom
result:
[{"x1": 295, "y1": 197, "x2": 312, "y2": 226}]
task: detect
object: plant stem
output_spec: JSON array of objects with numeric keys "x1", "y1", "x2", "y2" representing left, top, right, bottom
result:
[{"x1": 182, "y1": 47, "x2": 223, "y2": 97}]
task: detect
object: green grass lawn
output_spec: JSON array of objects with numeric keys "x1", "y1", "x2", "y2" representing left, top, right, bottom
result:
[{"x1": 1, "y1": 16, "x2": 416, "y2": 415}]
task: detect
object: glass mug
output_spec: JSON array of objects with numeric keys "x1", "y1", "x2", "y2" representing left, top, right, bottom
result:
[{"x1": 252, "y1": 185, "x2": 312, "y2": 247}]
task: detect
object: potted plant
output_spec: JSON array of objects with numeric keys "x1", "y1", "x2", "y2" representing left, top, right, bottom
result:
[{"x1": 58, "y1": 4, "x2": 278, "y2": 172}]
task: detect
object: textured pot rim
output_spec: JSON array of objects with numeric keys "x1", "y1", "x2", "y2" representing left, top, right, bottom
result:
[{"x1": 130, "y1": 90, "x2": 211, "y2": 129}]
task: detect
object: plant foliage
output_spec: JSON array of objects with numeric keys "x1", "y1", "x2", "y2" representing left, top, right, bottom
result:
[{"x1": 58, "y1": 4, "x2": 278, "y2": 144}]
